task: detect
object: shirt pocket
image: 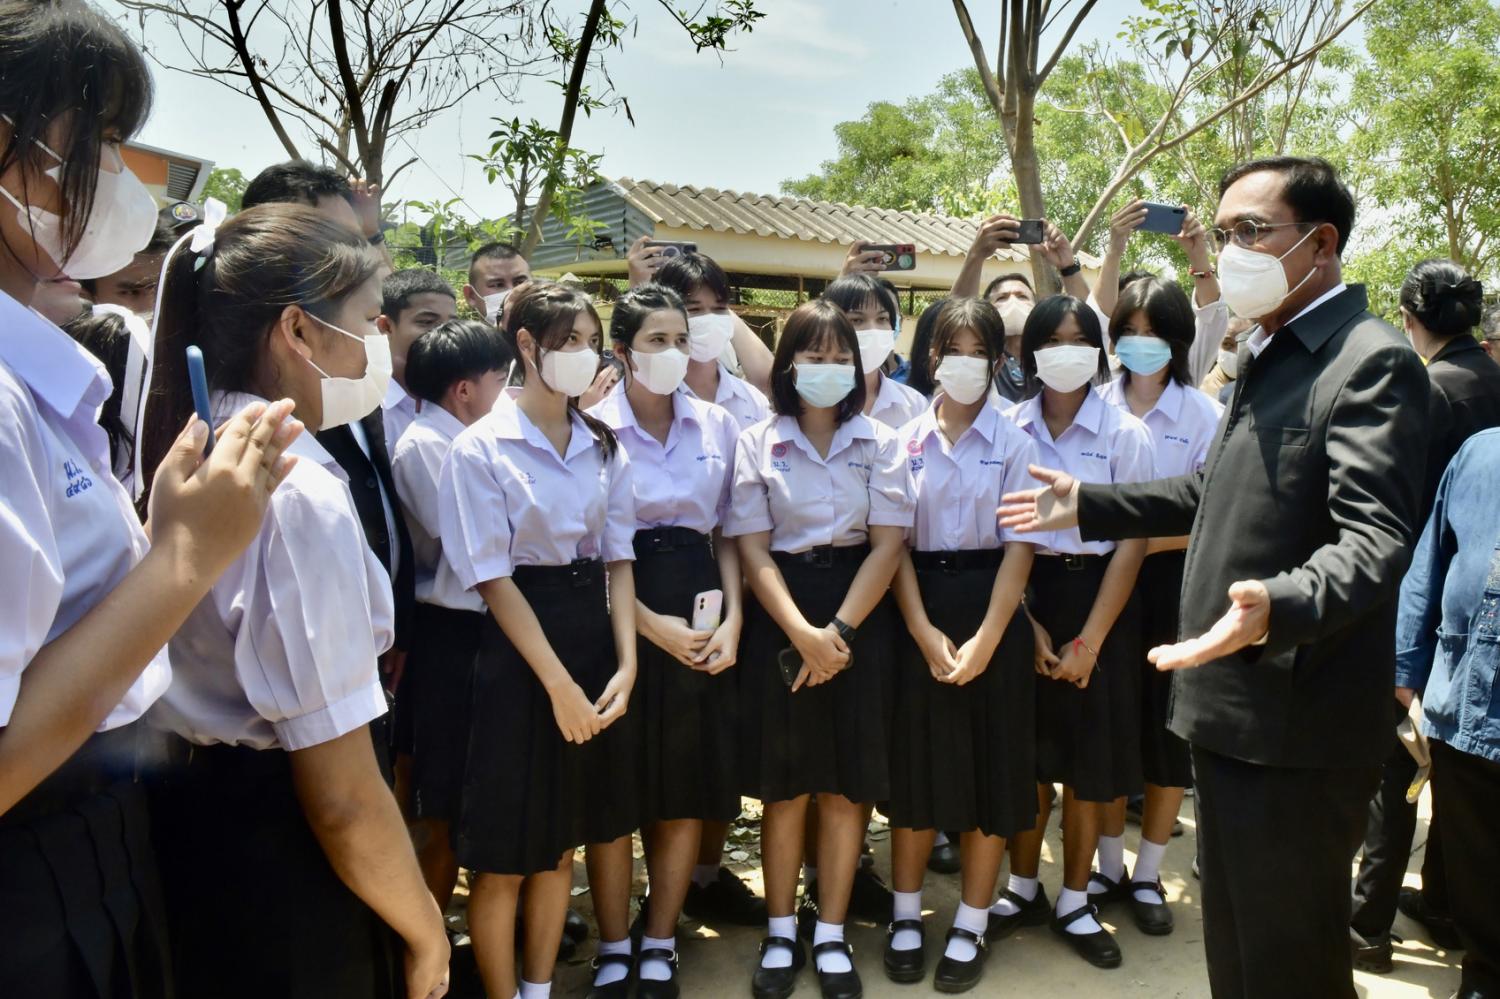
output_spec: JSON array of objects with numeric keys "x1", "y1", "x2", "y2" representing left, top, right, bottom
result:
[{"x1": 1249, "y1": 422, "x2": 1311, "y2": 448}]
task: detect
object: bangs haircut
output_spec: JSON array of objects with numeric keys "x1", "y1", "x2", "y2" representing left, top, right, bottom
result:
[
  {"x1": 1110, "y1": 275, "x2": 1195, "y2": 385},
  {"x1": 823, "y1": 273, "x2": 900, "y2": 327},
  {"x1": 928, "y1": 297, "x2": 1004, "y2": 367},
  {"x1": 382, "y1": 267, "x2": 455, "y2": 320},
  {"x1": 499, "y1": 280, "x2": 617, "y2": 455},
  {"x1": 609, "y1": 283, "x2": 687, "y2": 345},
  {"x1": 1019, "y1": 294, "x2": 1107, "y2": 384},
  {"x1": 769, "y1": 299, "x2": 866, "y2": 423},
  {"x1": 654, "y1": 251, "x2": 730, "y2": 305},
  {"x1": 404, "y1": 318, "x2": 512, "y2": 405}
]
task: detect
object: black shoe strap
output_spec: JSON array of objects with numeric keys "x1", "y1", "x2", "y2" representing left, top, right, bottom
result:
[
  {"x1": 1055, "y1": 902, "x2": 1101, "y2": 930},
  {"x1": 945, "y1": 926, "x2": 986, "y2": 950},
  {"x1": 1129, "y1": 878, "x2": 1166, "y2": 901},
  {"x1": 638, "y1": 947, "x2": 678, "y2": 967},
  {"x1": 591, "y1": 951, "x2": 636, "y2": 972},
  {"x1": 812, "y1": 940, "x2": 853, "y2": 958},
  {"x1": 886, "y1": 918, "x2": 924, "y2": 938},
  {"x1": 759, "y1": 935, "x2": 797, "y2": 956},
  {"x1": 999, "y1": 888, "x2": 1037, "y2": 909}
]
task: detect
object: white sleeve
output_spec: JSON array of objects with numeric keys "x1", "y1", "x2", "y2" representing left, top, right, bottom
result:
[
  {"x1": 438, "y1": 434, "x2": 514, "y2": 587},
  {"x1": 723, "y1": 427, "x2": 772, "y2": 538},
  {"x1": 602, "y1": 445, "x2": 637, "y2": 563},
  {"x1": 0, "y1": 415, "x2": 64, "y2": 726},
  {"x1": 1191, "y1": 298, "x2": 1230, "y2": 386},
  {"x1": 392, "y1": 434, "x2": 444, "y2": 539},
  {"x1": 866, "y1": 431, "x2": 915, "y2": 528}
]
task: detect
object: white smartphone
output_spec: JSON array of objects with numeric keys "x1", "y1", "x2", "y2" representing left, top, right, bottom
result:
[{"x1": 691, "y1": 589, "x2": 724, "y2": 631}]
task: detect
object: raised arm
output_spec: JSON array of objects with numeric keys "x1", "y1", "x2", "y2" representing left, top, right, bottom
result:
[{"x1": 952, "y1": 215, "x2": 1020, "y2": 298}]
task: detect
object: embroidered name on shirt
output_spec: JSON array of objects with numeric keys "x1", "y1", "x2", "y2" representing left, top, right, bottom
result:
[
  {"x1": 1163, "y1": 434, "x2": 1191, "y2": 445},
  {"x1": 846, "y1": 461, "x2": 872, "y2": 471},
  {"x1": 978, "y1": 459, "x2": 1006, "y2": 467},
  {"x1": 63, "y1": 458, "x2": 94, "y2": 498},
  {"x1": 696, "y1": 452, "x2": 723, "y2": 463},
  {"x1": 1079, "y1": 450, "x2": 1108, "y2": 460}
]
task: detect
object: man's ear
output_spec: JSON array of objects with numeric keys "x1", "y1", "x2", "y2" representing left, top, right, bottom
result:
[
  {"x1": 463, "y1": 284, "x2": 484, "y2": 315},
  {"x1": 376, "y1": 314, "x2": 394, "y2": 335}
]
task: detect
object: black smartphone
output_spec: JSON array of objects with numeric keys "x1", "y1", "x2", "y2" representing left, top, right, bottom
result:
[
  {"x1": 1013, "y1": 219, "x2": 1045, "y2": 244},
  {"x1": 186, "y1": 345, "x2": 214, "y2": 456},
  {"x1": 1139, "y1": 202, "x2": 1187, "y2": 235},
  {"x1": 777, "y1": 647, "x2": 800, "y2": 687},
  {"x1": 643, "y1": 240, "x2": 698, "y2": 259},
  {"x1": 864, "y1": 242, "x2": 917, "y2": 271}
]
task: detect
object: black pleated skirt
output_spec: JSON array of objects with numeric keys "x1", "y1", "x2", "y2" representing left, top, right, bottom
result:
[
  {"x1": 738, "y1": 547, "x2": 895, "y2": 804},
  {"x1": 1031, "y1": 553, "x2": 1144, "y2": 803},
  {"x1": 634, "y1": 534, "x2": 741, "y2": 824},
  {"x1": 1137, "y1": 550, "x2": 1193, "y2": 789},
  {"x1": 455, "y1": 560, "x2": 640, "y2": 876},
  {"x1": 149, "y1": 739, "x2": 400, "y2": 999},
  {"x1": 886, "y1": 554, "x2": 1038, "y2": 839},
  {"x1": 405, "y1": 601, "x2": 486, "y2": 821},
  {"x1": 0, "y1": 724, "x2": 172, "y2": 999}
]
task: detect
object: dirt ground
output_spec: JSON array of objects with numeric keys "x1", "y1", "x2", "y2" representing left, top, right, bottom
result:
[{"x1": 445, "y1": 787, "x2": 1464, "y2": 998}]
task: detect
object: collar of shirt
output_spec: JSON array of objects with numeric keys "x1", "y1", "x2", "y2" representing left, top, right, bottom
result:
[
  {"x1": 213, "y1": 390, "x2": 342, "y2": 476},
  {"x1": 870, "y1": 373, "x2": 903, "y2": 416},
  {"x1": 1247, "y1": 282, "x2": 1351, "y2": 357},
  {"x1": 913, "y1": 395, "x2": 999, "y2": 449},
  {"x1": 594, "y1": 380, "x2": 699, "y2": 442},
  {"x1": 1102, "y1": 375, "x2": 1184, "y2": 423},
  {"x1": 1011, "y1": 387, "x2": 1104, "y2": 443},
  {"x1": 768, "y1": 412, "x2": 877, "y2": 465},
  {"x1": 412, "y1": 402, "x2": 466, "y2": 442},
  {"x1": 0, "y1": 288, "x2": 110, "y2": 421},
  {"x1": 382, "y1": 380, "x2": 415, "y2": 413},
  {"x1": 486, "y1": 392, "x2": 598, "y2": 462}
]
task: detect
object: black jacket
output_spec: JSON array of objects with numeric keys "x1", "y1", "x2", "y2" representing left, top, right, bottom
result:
[
  {"x1": 1421, "y1": 334, "x2": 1500, "y2": 519},
  {"x1": 317, "y1": 412, "x2": 416, "y2": 652},
  {"x1": 1077, "y1": 286, "x2": 1430, "y2": 769}
]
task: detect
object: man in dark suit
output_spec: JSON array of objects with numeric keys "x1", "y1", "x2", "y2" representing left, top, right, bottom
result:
[{"x1": 1000, "y1": 157, "x2": 1429, "y2": 998}]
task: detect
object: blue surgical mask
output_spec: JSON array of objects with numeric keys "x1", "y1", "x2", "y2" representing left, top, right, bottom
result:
[
  {"x1": 793, "y1": 362, "x2": 856, "y2": 409},
  {"x1": 1114, "y1": 336, "x2": 1173, "y2": 376}
]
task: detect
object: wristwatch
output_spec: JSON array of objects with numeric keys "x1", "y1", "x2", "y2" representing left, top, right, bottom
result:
[
  {"x1": 830, "y1": 616, "x2": 857, "y2": 644},
  {"x1": 1058, "y1": 261, "x2": 1082, "y2": 277}
]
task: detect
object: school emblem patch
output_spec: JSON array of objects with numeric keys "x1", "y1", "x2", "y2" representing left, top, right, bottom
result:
[
  {"x1": 771, "y1": 442, "x2": 788, "y2": 458},
  {"x1": 906, "y1": 439, "x2": 923, "y2": 456}
]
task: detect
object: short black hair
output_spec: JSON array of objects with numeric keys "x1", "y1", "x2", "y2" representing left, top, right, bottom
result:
[
  {"x1": 982, "y1": 272, "x2": 1034, "y2": 300},
  {"x1": 654, "y1": 251, "x2": 731, "y2": 305},
  {"x1": 1019, "y1": 294, "x2": 1108, "y2": 386},
  {"x1": 905, "y1": 297, "x2": 950, "y2": 396},
  {"x1": 241, "y1": 160, "x2": 351, "y2": 211},
  {"x1": 382, "y1": 268, "x2": 455, "y2": 321},
  {"x1": 823, "y1": 273, "x2": 901, "y2": 328},
  {"x1": 468, "y1": 241, "x2": 525, "y2": 284},
  {"x1": 1111, "y1": 276, "x2": 1195, "y2": 386},
  {"x1": 610, "y1": 284, "x2": 687, "y2": 346},
  {"x1": 1118, "y1": 269, "x2": 1156, "y2": 291},
  {"x1": 1400, "y1": 259, "x2": 1483, "y2": 338},
  {"x1": 769, "y1": 299, "x2": 866, "y2": 422},
  {"x1": 928, "y1": 297, "x2": 1005, "y2": 368},
  {"x1": 63, "y1": 308, "x2": 132, "y2": 469},
  {"x1": 403, "y1": 318, "x2": 513, "y2": 405},
  {"x1": 1218, "y1": 155, "x2": 1355, "y2": 255}
]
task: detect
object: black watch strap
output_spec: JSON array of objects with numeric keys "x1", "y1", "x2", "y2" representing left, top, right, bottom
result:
[
  {"x1": 1058, "y1": 261, "x2": 1081, "y2": 277},
  {"x1": 831, "y1": 616, "x2": 856, "y2": 644}
]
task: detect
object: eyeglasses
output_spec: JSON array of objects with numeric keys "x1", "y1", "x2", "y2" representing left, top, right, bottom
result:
[{"x1": 1208, "y1": 220, "x2": 1316, "y2": 252}]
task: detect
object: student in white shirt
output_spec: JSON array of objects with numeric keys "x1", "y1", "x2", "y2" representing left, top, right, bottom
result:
[
  {"x1": 379, "y1": 267, "x2": 457, "y2": 454},
  {"x1": 438, "y1": 282, "x2": 638, "y2": 999},
  {"x1": 824, "y1": 274, "x2": 929, "y2": 430},
  {"x1": 881, "y1": 298, "x2": 1041, "y2": 993},
  {"x1": 1094, "y1": 276, "x2": 1224, "y2": 935},
  {"x1": 585, "y1": 285, "x2": 744, "y2": 997},
  {"x1": 391, "y1": 319, "x2": 511, "y2": 913},
  {"x1": 0, "y1": 7, "x2": 300, "y2": 996},
  {"x1": 993, "y1": 296, "x2": 1152, "y2": 971},
  {"x1": 139, "y1": 204, "x2": 448, "y2": 999},
  {"x1": 725, "y1": 299, "x2": 913, "y2": 999}
]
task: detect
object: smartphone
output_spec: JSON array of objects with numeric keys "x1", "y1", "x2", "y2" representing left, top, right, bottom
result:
[
  {"x1": 777, "y1": 647, "x2": 801, "y2": 688},
  {"x1": 691, "y1": 589, "x2": 723, "y2": 631},
  {"x1": 643, "y1": 240, "x2": 698, "y2": 259},
  {"x1": 864, "y1": 243, "x2": 917, "y2": 271},
  {"x1": 186, "y1": 345, "x2": 214, "y2": 456},
  {"x1": 599, "y1": 352, "x2": 625, "y2": 378},
  {"x1": 1139, "y1": 202, "x2": 1186, "y2": 235},
  {"x1": 1013, "y1": 219, "x2": 1045, "y2": 244}
]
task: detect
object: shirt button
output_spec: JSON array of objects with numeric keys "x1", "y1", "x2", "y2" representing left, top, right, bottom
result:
[{"x1": 365, "y1": 476, "x2": 378, "y2": 489}]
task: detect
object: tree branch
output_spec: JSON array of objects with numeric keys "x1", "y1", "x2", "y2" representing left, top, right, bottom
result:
[
  {"x1": 952, "y1": 0, "x2": 1007, "y2": 121},
  {"x1": 1038, "y1": 0, "x2": 1096, "y2": 85}
]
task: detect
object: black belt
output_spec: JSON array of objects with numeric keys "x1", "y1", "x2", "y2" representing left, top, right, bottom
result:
[
  {"x1": 1039, "y1": 552, "x2": 1105, "y2": 571},
  {"x1": 772, "y1": 544, "x2": 870, "y2": 568},
  {"x1": 633, "y1": 526, "x2": 712, "y2": 558},
  {"x1": 911, "y1": 549, "x2": 1005, "y2": 573},
  {"x1": 180, "y1": 739, "x2": 290, "y2": 780},
  {"x1": 1, "y1": 723, "x2": 140, "y2": 828},
  {"x1": 512, "y1": 557, "x2": 604, "y2": 588}
]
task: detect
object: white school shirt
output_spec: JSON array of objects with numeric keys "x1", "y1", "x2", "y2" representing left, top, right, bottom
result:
[
  {"x1": 1006, "y1": 389, "x2": 1155, "y2": 556},
  {"x1": 724, "y1": 413, "x2": 914, "y2": 553},
  {"x1": 150, "y1": 392, "x2": 392, "y2": 751},
  {"x1": 899, "y1": 397, "x2": 1042, "y2": 551},
  {"x1": 681, "y1": 364, "x2": 769, "y2": 432},
  {"x1": 868, "y1": 373, "x2": 930, "y2": 430},
  {"x1": 391, "y1": 406, "x2": 484, "y2": 613},
  {"x1": 1247, "y1": 282, "x2": 1348, "y2": 358},
  {"x1": 382, "y1": 380, "x2": 419, "y2": 460},
  {"x1": 1098, "y1": 376, "x2": 1225, "y2": 478},
  {"x1": 1090, "y1": 292, "x2": 1232, "y2": 384},
  {"x1": 588, "y1": 382, "x2": 738, "y2": 534},
  {"x1": 438, "y1": 393, "x2": 636, "y2": 589},
  {"x1": 0, "y1": 291, "x2": 170, "y2": 730}
]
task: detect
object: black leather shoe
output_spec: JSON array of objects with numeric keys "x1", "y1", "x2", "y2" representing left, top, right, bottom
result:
[
  {"x1": 682, "y1": 867, "x2": 767, "y2": 927},
  {"x1": 585, "y1": 951, "x2": 635, "y2": 999},
  {"x1": 565, "y1": 908, "x2": 591, "y2": 944},
  {"x1": 1398, "y1": 886, "x2": 1463, "y2": 949},
  {"x1": 1351, "y1": 928, "x2": 1394, "y2": 974},
  {"x1": 927, "y1": 836, "x2": 961, "y2": 875},
  {"x1": 1127, "y1": 879, "x2": 1173, "y2": 936},
  {"x1": 932, "y1": 927, "x2": 987, "y2": 994},
  {"x1": 1086, "y1": 871, "x2": 1128, "y2": 908},
  {"x1": 635, "y1": 947, "x2": 680, "y2": 999},
  {"x1": 1050, "y1": 903, "x2": 1122, "y2": 969},
  {"x1": 751, "y1": 936, "x2": 805, "y2": 999},
  {"x1": 797, "y1": 884, "x2": 819, "y2": 941},
  {"x1": 882, "y1": 919, "x2": 925, "y2": 983},
  {"x1": 848, "y1": 866, "x2": 894, "y2": 922},
  {"x1": 986, "y1": 884, "x2": 1050, "y2": 940},
  {"x1": 812, "y1": 941, "x2": 862, "y2": 999}
]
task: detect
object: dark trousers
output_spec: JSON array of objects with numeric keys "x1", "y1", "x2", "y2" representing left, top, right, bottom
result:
[
  {"x1": 1351, "y1": 703, "x2": 1449, "y2": 937},
  {"x1": 1432, "y1": 740, "x2": 1500, "y2": 992},
  {"x1": 1193, "y1": 744, "x2": 1379, "y2": 999}
]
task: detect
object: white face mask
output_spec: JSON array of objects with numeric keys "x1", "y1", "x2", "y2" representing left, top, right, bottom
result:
[
  {"x1": 1216, "y1": 227, "x2": 1318, "y2": 320},
  {"x1": 997, "y1": 298, "x2": 1033, "y2": 339},
  {"x1": 1034, "y1": 344, "x2": 1099, "y2": 393},
  {"x1": 1218, "y1": 348, "x2": 1239, "y2": 379},
  {"x1": 302, "y1": 316, "x2": 393, "y2": 431},
  {"x1": 482, "y1": 289, "x2": 510, "y2": 324},
  {"x1": 687, "y1": 312, "x2": 734, "y2": 363},
  {"x1": 538, "y1": 345, "x2": 599, "y2": 397},
  {"x1": 629, "y1": 345, "x2": 690, "y2": 396},
  {"x1": 793, "y1": 362, "x2": 856, "y2": 409},
  {"x1": 934, "y1": 355, "x2": 992, "y2": 405},
  {"x1": 856, "y1": 328, "x2": 896, "y2": 374},
  {"x1": 0, "y1": 134, "x2": 158, "y2": 280}
]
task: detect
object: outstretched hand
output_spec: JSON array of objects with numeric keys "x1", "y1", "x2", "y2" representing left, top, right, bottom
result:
[
  {"x1": 1149, "y1": 580, "x2": 1271, "y2": 671},
  {"x1": 998, "y1": 465, "x2": 1081, "y2": 534}
]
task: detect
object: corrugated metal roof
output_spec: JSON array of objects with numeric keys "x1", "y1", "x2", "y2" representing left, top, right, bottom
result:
[{"x1": 605, "y1": 177, "x2": 1097, "y2": 266}]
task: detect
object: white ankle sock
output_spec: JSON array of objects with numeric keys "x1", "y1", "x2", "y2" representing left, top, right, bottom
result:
[
  {"x1": 691, "y1": 864, "x2": 719, "y2": 889},
  {"x1": 989, "y1": 873, "x2": 1037, "y2": 916},
  {"x1": 933, "y1": 831, "x2": 950, "y2": 848},
  {"x1": 1056, "y1": 887, "x2": 1102, "y2": 935},
  {"x1": 890, "y1": 890, "x2": 923, "y2": 951},
  {"x1": 639, "y1": 935, "x2": 675, "y2": 981},
  {"x1": 1132, "y1": 838, "x2": 1168, "y2": 902},
  {"x1": 1092, "y1": 834, "x2": 1125, "y2": 889},
  {"x1": 593, "y1": 938, "x2": 632, "y2": 986},
  {"x1": 944, "y1": 903, "x2": 988, "y2": 962},
  {"x1": 813, "y1": 921, "x2": 851, "y2": 973},
  {"x1": 520, "y1": 981, "x2": 551, "y2": 999},
  {"x1": 761, "y1": 916, "x2": 797, "y2": 969}
]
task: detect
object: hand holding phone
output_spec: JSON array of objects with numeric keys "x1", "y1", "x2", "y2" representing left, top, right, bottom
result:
[
  {"x1": 863, "y1": 243, "x2": 917, "y2": 271},
  {"x1": 1138, "y1": 202, "x2": 1187, "y2": 235},
  {"x1": 691, "y1": 589, "x2": 723, "y2": 631},
  {"x1": 186, "y1": 345, "x2": 214, "y2": 456}
]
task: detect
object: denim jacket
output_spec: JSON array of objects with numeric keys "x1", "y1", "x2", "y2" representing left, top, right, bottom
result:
[{"x1": 1394, "y1": 428, "x2": 1500, "y2": 763}]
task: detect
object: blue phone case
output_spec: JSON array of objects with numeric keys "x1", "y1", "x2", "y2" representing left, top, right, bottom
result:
[
  {"x1": 186, "y1": 346, "x2": 214, "y2": 455},
  {"x1": 1139, "y1": 202, "x2": 1186, "y2": 235}
]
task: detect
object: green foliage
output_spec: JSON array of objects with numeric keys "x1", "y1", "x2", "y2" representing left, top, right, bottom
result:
[
  {"x1": 200, "y1": 167, "x2": 246, "y2": 212},
  {"x1": 388, "y1": 197, "x2": 520, "y2": 273}
]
